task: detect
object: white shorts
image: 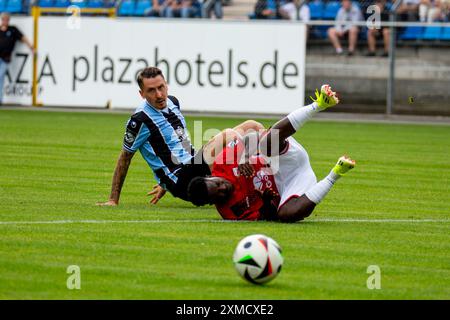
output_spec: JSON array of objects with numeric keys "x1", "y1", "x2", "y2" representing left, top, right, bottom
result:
[{"x1": 270, "y1": 137, "x2": 317, "y2": 208}]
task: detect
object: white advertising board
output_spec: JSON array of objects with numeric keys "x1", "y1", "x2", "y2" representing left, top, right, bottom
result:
[{"x1": 6, "y1": 18, "x2": 306, "y2": 114}]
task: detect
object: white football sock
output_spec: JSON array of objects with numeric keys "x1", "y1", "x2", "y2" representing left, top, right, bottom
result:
[
  {"x1": 304, "y1": 170, "x2": 341, "y2": 204},
  {"x1": 287, "y1": 102, "x2": 320, "y2": 131}
]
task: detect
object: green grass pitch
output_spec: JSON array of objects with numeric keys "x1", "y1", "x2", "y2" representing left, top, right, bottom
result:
[{"x1": 0, "y1": 109, "x2": 449, "y2": 299}]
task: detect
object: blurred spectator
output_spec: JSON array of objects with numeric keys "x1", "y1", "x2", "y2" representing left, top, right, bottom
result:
[
  {"x1": 419, "y1": 0, "x2": 445, "y2": 21},
  {"x1": 279, "y1": 0, "x2": 311, "y2": 21},
  {"x1": 146, "y1": 0, "x2": 171, "y2": 17},
  {"x1": 279, "y1": 0, "x2": 310, "y2": 37},
  {"x1": 327, "y1": 0, "x2": 363, "y2": 56},
  {"x1": 366, "y1": 0, "x2": 390, "y2": 57},
  {"x1": 202, "y1": 0, "x2": 223, "y2": 18},
  {"x1": 443, "y1": 0, "x2": 450, "y2": 20},
  {"x1": 105, "y1": 0, "x2": 117, "y2": 7},
  {"x1": 0, "y1": 13, "x2": 35, "y2": 105},
  {"x1": 166, "y1": 0, "x2": 200, "y2": 18},
  {"x1": 397, "y1": 0, "x2": 420, "y2": 21},
  {"x1": 254, "y1": 0, "x2": 283, "y2": 19}
]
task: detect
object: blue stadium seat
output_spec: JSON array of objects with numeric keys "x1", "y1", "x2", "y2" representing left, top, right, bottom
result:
[
  {"x1": 359, "y1": 26, "x2": 368, "y2": 40},
  {"x1": 0, "y1": 0, "x2": 7, "y2": 11},
  {"x1": 87, "y1": 0, "x2": 104, "y2": 8},
  {"x1": 71, "y1": 0, "x2": 87, "y2": 8},
  {"x1": 400, "y1": 26, "x2": 423, "y2": 40},
  {"x1": 5, "y1": 0, "x2": 23, "y2": 13},
  {"x1": 310, "y1": 25, "x2": 329, "y2": 39},
  {"x1": 134, "y1": 0, "x2": 151, "y2": 16},
  {"x1": 323, "y1": 1, "x2": 340, "y2": 20},
  {"x1": 118, "y1": 0, "x2": 135, "y2": 16},
  {"x1": 422, "y1": 26, "x2": 442, "y2": 40},
  {"x1": 441, "y1": 27, "x2": 450, "y2": 40},
  {"x1": 54, "y1": 0, "x2": 71, "y2": 7},
  {"x1": 309, "y1": 1, "x2": 324, "y2": 20},
  {"x1": 38, "y1": 0, "x2": 55, "y2": 7}
]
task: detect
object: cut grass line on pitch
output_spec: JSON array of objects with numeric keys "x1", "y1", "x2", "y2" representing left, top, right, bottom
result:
[{"x1": 0, "y1": 218, "x2": 449, "y2": 225}]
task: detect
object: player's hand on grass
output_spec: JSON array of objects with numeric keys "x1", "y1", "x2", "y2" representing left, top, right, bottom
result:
[
  {"x1": 238, "y1": 163, "x2": 255, "y2": 178},
  {"x1": 148, "y1": 184, "x2": 166, "y2": 205},
  {"x1": 96, "y1": 199, "x2": 118, "y2": 206}
]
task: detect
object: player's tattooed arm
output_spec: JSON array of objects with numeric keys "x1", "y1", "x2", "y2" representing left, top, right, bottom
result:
[
  {"x1": 97, "y1": 150, "x2": 135, "y2": 206},
  {"x1": 109, "y1": 150, "x2": 134, "y2": 204}
]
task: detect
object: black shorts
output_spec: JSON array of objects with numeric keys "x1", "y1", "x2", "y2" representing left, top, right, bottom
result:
[{"x1": 156, "y1": 149, "x2": 211, "y2": 202}]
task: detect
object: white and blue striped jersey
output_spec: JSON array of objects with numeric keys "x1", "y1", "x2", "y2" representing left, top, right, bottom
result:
[{"x1": 122, "y1": 96, "x2": 195, "y2": 188}]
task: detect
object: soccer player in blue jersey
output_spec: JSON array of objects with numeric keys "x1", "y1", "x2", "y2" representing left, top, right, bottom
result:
[{"x1": 97, "y1": 67, "x2": 263, "y2": 206}]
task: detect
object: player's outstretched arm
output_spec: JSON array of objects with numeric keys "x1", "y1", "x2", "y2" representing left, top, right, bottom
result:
[{"x1": 97, "y1": 150, "x2": 135, "y2": 206}]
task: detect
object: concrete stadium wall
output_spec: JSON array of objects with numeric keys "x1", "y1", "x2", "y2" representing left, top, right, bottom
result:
[{"x1": 306, "y1": 47, "x2": 450, "y2": 115}]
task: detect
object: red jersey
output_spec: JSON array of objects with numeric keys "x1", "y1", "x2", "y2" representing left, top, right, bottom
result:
[{"x1": 212, "y1": 138, "x2": 280, "y2": 220}]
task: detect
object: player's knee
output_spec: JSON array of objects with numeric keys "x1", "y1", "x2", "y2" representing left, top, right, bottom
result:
[
  {"x1": 217, "y1": 128, "x2": 235, "y2": 144},
  {"x1": 277, "y1": 196, "x2": 315, "y2": 223},
  {"x1": 277, "y1": 207, "x2": 300, "y2": 223},
  {"x1": 277, "y1": 208, "x2": 312, "y2": 223}
]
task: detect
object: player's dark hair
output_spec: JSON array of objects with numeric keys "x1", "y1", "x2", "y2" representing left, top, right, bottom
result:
[
  {"x1": 137, "y1": 67, "x2": 165, "y2": 89},
  {"x1": 187, "y1": 177, "x2": 210, "y2": 207}
]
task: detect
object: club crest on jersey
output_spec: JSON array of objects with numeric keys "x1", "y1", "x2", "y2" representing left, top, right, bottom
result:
[
  {"x1": 124, "y1": 132, "x2": 135, "y2": 144},
  {"x1": 130, "y1": 121, "x2": 137, "y2": 129},
  {"x1": 232, "y1": 167, "x2": 240, "y2": 177}
]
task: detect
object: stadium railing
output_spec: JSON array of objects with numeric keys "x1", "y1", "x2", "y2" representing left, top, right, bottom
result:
[{"x1": 28, "y1": 4, "x2": 117, "y2": 105}]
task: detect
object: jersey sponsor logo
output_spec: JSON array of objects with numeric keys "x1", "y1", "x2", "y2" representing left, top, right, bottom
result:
[
  {"x1": 253, "y1": 169, "x2": 272, "y2": 191},
  {"x1": 228, "y1": 194, "x2": 260, "y2": 219},
  {"x1": 175, "y1": 126, "x2": 187, "y2": 142}
]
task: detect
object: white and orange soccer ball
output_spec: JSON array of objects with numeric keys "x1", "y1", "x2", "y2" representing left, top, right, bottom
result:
[{"x1": 233, "y1": 234, "x2": 283, "y2": 284}]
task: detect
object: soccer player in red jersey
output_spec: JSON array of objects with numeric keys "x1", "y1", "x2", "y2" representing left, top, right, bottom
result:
[
  {"x1": 187, "y1": 85, "x2": 356, "y2": 222},
  {"x1": 207, "y1": 135, "x2": 281, "y2": 221}
]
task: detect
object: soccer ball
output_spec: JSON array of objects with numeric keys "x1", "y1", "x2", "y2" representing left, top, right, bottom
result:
[{"x1": 233, "y1": 234, "x2": 283, "y2": 284}]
